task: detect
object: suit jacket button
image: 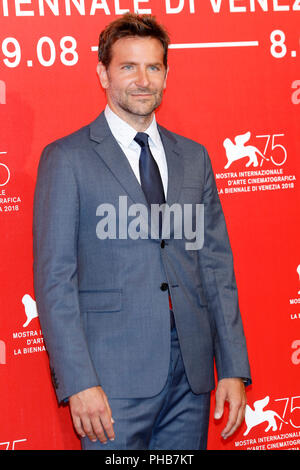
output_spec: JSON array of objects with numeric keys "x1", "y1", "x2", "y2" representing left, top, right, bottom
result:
[
  {"x1": 160, "y1": 282, "x2": 168, "y2": 291},
  {"x1": 160, "y1": 240, "x2": 165, "y2": 248}
]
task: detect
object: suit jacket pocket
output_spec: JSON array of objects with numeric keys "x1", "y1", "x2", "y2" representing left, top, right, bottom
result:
[{"x1": 79, "y1": 289, "x2": 122, "y2": 313}]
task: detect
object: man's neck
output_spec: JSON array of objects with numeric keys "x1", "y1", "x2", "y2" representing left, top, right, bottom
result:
[{"x1": 107, "y1": 102, "x2": 154, "y2": 132}]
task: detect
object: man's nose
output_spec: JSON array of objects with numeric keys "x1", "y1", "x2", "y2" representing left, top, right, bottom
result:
[{"x1": 135, "y1": 68, "x2": 150, "y2": 88}]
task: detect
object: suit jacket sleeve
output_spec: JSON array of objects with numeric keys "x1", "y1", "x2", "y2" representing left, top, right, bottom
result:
[
  {"x1": 198, "y1": 146, "x2": 251, "y2": 385},
  {"x1": 33, "y1": 142, "x2": 100, "y2": 403}
]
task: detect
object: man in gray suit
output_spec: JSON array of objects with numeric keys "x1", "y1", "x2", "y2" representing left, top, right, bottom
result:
[{"x1": 33, "y1": 13, "x2": 251, "y2": 450}]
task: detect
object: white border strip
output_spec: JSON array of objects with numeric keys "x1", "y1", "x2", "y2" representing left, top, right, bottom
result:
[
  {"x1": 91, "y1": 41, "x2": 259, "y2": 52},
  {"x1": 169, "y1": 41, "x2": 259, "y2": 49}
]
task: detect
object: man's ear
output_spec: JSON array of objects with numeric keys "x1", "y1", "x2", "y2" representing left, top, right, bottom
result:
[{"x1": 97, "y1": 62, "x2": 109, "y2": 89}]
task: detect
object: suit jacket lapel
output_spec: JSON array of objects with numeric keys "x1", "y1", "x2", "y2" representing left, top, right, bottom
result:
[{"x1": 89, "y1": 112, "x2": 148, "y2": 208}]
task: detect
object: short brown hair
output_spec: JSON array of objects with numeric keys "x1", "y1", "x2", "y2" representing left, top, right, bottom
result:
[{"x1": 98, "y1": 13, "x2": 170, "y2": 68}]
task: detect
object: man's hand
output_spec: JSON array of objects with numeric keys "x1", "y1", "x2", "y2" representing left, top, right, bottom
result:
[
  {"x1": 69, "y1": 386, "x2": 115, "y2": 444},
  {"x1": 214, "y1": 378, "x2": 247, "y2": 440}
]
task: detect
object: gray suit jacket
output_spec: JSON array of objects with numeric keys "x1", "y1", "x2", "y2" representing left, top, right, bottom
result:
[{"x1": 33, "y1": 112, "x2": 251, "y2": 403}]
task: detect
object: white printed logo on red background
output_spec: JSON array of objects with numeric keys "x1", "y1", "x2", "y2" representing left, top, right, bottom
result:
[
  {"x1": 216, "y1": 131, "x2": 296, "y2": 196},
  {"x1": 12, "y1": 295, "x2": 45, "y2": 359},
  {"x1": 236, "y1": 395, "x2": 300, "y2": 450},
  {"x1": 0, "y1": 294, "x2": 41, "y2": 365},
  {"x1": 22, "y1": 294, "x2": 38, "y2": 327},
  {"x1": 289, "y1": 265, "x2": 300, "y2": 320},
  {"x1": 0, "y1": 439, "x2": 27, "y2": 450},
  {"x1": 0, "y1": 81, "x2": 8, "y2": 187},
  {"x1": 0, "y1": 80, "x2": 22, "y2": 214},
  {"x1": 244, "y1": 396, "x2": 288, "y2": 436},
  {"x1": 223, "y1": 131, "x2": 283, "y2": 169},
  {"x1": 0, "y1": 151, "x2": 10, "y2": 187},
  {"x1": 0, "y1": 153, "x2": 22, "y2": 213}
]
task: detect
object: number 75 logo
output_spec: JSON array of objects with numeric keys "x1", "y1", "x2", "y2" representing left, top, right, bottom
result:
[
  {"x1": 275, "y1": 396, "x2": 300, "y2": 430},
  {"x1": 0, "y1": 439, "x2": 27, "y2": 450},
  {"x1": 256, "y1": 134, "x2": 287, "y2": 167}
]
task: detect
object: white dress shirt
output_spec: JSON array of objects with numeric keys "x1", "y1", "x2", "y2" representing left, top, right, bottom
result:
[{"x1": 104, "y1": 105, "x2": 168, "y2": 198}]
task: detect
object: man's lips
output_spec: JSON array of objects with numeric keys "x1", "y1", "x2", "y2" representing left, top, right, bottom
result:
[{"x1": 129, "y1": 92, "x2": 155, "y2": 97}]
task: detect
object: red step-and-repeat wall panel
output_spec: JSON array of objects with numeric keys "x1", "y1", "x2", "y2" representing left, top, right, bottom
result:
[{"x1": 0, "y1": 0, "x2": 299, "y2": 451}]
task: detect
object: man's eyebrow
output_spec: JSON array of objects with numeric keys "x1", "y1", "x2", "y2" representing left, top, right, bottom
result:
[
  {"x1": 148, "y1": 62, "x2": 163, "y2": 67},
  {"x1": 119, "y1": 61, "x2": 163, "y2": 66}
]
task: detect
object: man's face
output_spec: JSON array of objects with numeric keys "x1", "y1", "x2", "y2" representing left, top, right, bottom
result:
[{"x1": 97, "y1": 36, "x2": 168, "y2": 122}]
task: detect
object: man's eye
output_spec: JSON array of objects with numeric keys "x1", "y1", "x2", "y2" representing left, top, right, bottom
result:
[
  {"x1": 122, "y1": 65, "x2": 133, "y2": 70},
  {"x1": 149, "y1": 65, "x2": 159, "y2": 71}
]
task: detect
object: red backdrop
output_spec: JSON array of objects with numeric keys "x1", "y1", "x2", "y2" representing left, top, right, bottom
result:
[{"x1": 0, "y1": 0, "x2": 299, "y2": 451}]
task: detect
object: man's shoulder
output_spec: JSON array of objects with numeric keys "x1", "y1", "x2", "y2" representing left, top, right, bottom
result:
[
  {"x1": 42, "y1": 112, "x2": 107, "y2": 154},
  {"x1": 43, "y1": 122, "x2": 91, "y2": 154}
]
